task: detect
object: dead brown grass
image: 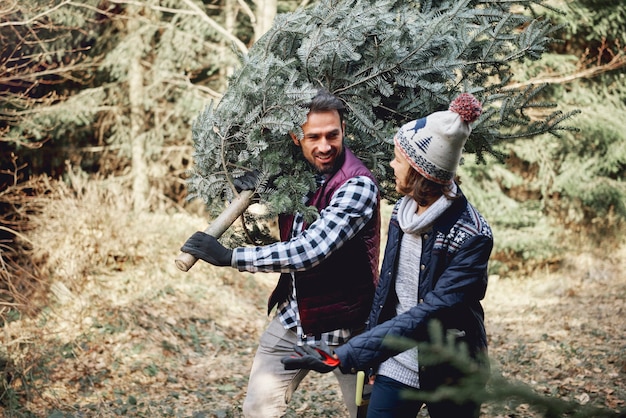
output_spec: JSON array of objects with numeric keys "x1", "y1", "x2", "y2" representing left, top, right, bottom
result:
[{"x1": 0, "y1": 174, "x2": 624, "y2": 417}]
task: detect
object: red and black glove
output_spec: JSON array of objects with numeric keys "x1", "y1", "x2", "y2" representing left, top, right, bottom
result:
[{"x1": 281, "y1": 344, "x2": 340, "y2": 373}]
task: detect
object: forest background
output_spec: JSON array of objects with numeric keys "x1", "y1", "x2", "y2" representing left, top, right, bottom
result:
[{"x1": 0, "y1": 0, "x2": 625, "y2": 417}]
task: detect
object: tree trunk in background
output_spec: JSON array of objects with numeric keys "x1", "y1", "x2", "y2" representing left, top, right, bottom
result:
[
  {"x1": 253, "y1": 0, "x2": 277, "y2": 42},
  {"x1": 127, "y1": 6, "x2": 149, "y2": 213},
  {"x1": 222, "y1": 0, "x2": 239, "y2": 79}
]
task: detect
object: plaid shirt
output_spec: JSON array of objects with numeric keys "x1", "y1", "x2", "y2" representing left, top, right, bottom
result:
[{"x1": 233, "y1": 175, "x2": 378, "y2": 346}]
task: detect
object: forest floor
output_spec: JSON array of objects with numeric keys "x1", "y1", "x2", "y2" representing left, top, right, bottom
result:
[{"x1": 1, "y1": 201, "x2": 625, "y2": 417}]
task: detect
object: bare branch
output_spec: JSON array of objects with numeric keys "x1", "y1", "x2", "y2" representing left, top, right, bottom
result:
[
  {"x1": 80, "y1": 0, "x2": 249, "y2": 54},
  {"x1": 0, "y1": 0, "x2": 72, "y2": 27},
  {"x1": 506, "y1": 40, "x2": 626, "y2": 89},
  {"x1": 237, "y1": 0, "x2": 256, "y2": 24},
  {"x1": 179, "y1": 0, "x2": 248, "y2": 54},
  {"x1": 161, "y1": 73, "x2": 223, "y2": 100},
  {"x1": 0, "y1": 60, "x2": 98, "y2": 85}
]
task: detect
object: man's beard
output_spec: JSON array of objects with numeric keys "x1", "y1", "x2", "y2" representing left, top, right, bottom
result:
[{"x1": 314, "y1": 147, "x2": 345, "y2": 175}]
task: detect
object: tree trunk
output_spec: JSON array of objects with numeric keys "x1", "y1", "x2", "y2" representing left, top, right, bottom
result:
[
  {"x1": 253, "y1": 0, "x2": 277, "y2": 42},
  {"x1": 127, "y1": 6, "x2": 149, "y2": 213}
]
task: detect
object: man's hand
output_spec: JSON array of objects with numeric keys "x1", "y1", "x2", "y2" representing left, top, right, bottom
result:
[
  {"x1": 281, "y1": 344, "x2": 340, "y2": 373},
  {"x1": 232, "y1": 169, "x2": 260, "y2": 192},
  {"x1": 181, "y1": 231, "x2": 233, "y2": 267}
]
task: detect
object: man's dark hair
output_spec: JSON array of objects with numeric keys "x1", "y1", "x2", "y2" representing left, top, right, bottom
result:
[{"x1": 308, "y1": 89, "x2": 345, "y2": 122}]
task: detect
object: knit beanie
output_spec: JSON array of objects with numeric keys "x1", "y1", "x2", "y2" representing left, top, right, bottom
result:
[{"x1": 394, "y1": 93, "x2": 482, "y2": 185}]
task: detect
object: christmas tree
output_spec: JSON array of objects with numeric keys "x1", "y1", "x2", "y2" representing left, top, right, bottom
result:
[{"x1": 177, "y1": 0, "x2": 577, "y2": 270}]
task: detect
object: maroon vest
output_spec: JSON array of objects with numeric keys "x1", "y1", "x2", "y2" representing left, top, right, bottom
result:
[{"x1": 268, "y1": 148, "x2": 381, "y2": 335}]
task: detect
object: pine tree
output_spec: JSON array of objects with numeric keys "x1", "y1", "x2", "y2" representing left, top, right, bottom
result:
[
  {"x1": 0, "y1": 0, "x2": 254, "y2": 211},
  {"x1": 461, "y1": 0, "x2": 626, "y2": 260},
  {"x1": 187, "y1": 0, "x2": 579, "y2": 226}
]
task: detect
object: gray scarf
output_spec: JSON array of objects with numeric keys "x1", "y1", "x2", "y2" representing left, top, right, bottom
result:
[{"x1": 397, "y1": 182, "x2": 457, "y2": 234}]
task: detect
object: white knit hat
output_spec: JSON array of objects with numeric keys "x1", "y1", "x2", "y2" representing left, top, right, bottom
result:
[{"x1": 394, "y1": 93, "x2": 482, "y2": 185}]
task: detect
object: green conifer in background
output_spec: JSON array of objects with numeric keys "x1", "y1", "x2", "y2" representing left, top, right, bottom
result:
[{"x1": 187, "y1": 0, "x2": 578, "y2": 224}]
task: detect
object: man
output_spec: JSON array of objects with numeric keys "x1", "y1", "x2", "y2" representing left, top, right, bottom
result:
[
  {"x1": 181, "y1": 89, "x2": 381, "y2": 417},
  {"x1": 281, "y1": 93, "x2": 492, "y2": 418}
]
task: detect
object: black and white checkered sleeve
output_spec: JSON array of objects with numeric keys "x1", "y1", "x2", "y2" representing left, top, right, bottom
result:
[{"x1": 233, "y1": 176, "x2": 378, "y2": 272}]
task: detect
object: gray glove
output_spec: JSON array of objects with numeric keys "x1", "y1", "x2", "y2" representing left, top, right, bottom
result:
[{"x1": 181, "y1": 231, "x2": 233, "y2": 267}]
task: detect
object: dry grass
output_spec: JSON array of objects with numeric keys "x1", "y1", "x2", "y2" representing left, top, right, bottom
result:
[
  {"x1": 1, "y1": 175, "x2": 273, "y2": 416},
  {"x1": 0, "y1": 175, "x2": 624, "y2": 417}
]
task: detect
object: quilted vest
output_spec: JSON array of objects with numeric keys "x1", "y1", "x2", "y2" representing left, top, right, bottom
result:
[{"x1": 268, "y1": 147, "x2": 380, "y2": 336}]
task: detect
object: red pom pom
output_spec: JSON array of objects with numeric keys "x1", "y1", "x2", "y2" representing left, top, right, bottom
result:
[{"x1": 449, "y1": 93, "x2": 482, "y2": 123}]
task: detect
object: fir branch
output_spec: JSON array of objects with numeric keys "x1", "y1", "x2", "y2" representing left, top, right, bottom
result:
[
  {"x1": 386, "y1": 320, "x2": 625, "y2": 418},
  {"x1": 187, "y1": 0, "x2": 576, "y2": 225}
]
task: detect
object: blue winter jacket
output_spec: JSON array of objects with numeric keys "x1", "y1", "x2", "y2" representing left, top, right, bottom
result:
[{"x1": 334, "y1": 190, "x2": 493, "y2": 381}]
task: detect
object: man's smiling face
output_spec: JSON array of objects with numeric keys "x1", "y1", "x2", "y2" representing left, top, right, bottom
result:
[{"x1": 291, "y1": 110, "x2": 345, "y2": 174}]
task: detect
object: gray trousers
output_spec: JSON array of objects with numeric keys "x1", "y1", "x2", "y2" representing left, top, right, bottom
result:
[{"x1": 242, "y1": 315, "x2": 358, "y2": 417}]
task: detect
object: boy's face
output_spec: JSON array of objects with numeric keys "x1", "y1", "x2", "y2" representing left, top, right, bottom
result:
[
  {"x1": 291, "y1": 110, "x2": 345, "y2": 174},
  {"x1": 390, "y1": 142, "x2": 413, "y2": 195}
]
